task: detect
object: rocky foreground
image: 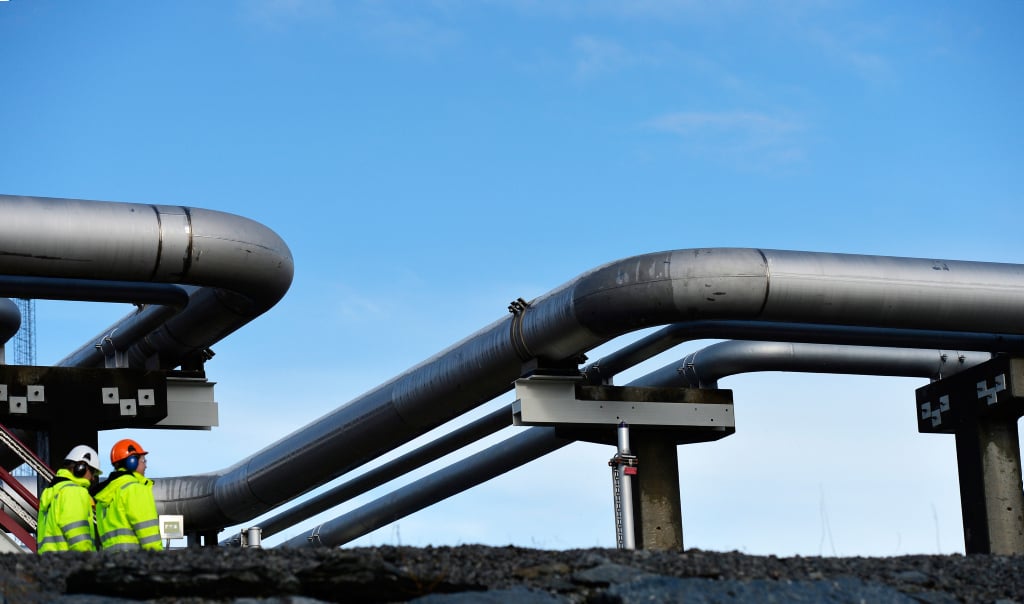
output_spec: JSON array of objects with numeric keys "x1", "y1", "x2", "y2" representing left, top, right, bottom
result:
[{"x1": 0, "y1": 546, "x2": 1021, "y2": 603}]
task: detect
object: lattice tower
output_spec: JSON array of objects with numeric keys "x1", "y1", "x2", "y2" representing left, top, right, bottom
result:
[{"x1": 12, "y1": 298, "x2": 35, "y2": 366}]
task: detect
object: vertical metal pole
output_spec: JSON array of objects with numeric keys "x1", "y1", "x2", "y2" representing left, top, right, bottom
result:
[
  {"x1": 241, "y1": 527, "x2": 263, "y2": 549},
  {"x1": 616, "y1": 422, "x2": 636, "y2": 550}
]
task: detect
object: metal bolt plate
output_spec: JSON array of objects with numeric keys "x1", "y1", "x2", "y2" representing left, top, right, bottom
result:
[
  {"x1": 120, "y1": 399, "x2": 137, "y2": 416},
  {"x1": 102, "y1": 387, "x2": 120, "y2": 405},
  {"x1": 9, "y1": 396, "x2": 27, "y2": 414}
]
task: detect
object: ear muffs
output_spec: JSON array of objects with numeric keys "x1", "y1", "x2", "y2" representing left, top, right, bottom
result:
[
  {"x1": 72, "y1": 461, "x2": 88, "y2": 478},
  {"x1": 123, "y1": 455, "x2": 139, "y2": 472}
]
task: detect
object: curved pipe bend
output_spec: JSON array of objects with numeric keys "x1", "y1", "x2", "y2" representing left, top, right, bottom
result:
[
  {"x1": 0, "y1": 194, "x2": 294, "y2": 369},
  {"x1": 583, "y1": 321, "x2": 1024, "y2": 385},
  {"x1": 673, "y1": 341, "x2": 991, "y2": 388}
]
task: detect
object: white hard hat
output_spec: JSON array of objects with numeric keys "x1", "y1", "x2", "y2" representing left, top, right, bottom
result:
[{"x1": 65, "y1": 445, "x2": 102, "y2": 474}]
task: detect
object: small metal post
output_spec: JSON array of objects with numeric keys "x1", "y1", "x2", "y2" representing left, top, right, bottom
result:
[
  {"x1": 240, "y1": 526, "x2": 263, "y2": 549},
  {"x1": 609, "y1": 421, "x2": 638, "y2": 549}
]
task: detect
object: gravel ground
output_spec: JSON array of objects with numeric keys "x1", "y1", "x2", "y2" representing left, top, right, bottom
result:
[{"x1": 0, "y1": 546, "x2": 1020, "y2": 603}]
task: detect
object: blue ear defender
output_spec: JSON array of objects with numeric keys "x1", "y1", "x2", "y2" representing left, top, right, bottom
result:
[{"x1": 124, "y1": 455, "x2": 139, "y2": 472}]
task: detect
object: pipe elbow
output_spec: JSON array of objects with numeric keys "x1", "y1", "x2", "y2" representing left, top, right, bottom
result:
[
  {"x1": 570, "y1": 248, "x2": 771, "y2": 335},
  {"x1": 156, "y1": 205, "x2": 294, "y2": 312}
]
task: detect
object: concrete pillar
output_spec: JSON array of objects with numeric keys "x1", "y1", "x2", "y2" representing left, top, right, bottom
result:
[
  {"x1": 955, "y1": 417, "x2": 1024, "y2": 554},
  {"x1": 631, "y1": 432, "x2": 684, "y2": 551},
  {"x1": 915, "y1": 355, "x2": 1024, "y2": 555}
]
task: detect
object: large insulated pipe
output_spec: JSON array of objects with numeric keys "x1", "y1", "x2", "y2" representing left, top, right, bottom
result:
[
  {"x1": 280, "y1": 427, "x2": 572, "y2": 548},
  {"x1": 158, "y1": 249, "x2": 1024, "y2": 531},
  {"x1": 280, "y1": 341, "x2": 988, "y2": 548},
  {"x1": 583, "y1": 321, "x2": 1024, "y2": 384},
  {"x1": 0, "y1": 195, "x2": 293, "y2": 369},
  {"x1": 667, "y1": 341, "x2": 991, "y2": 388},
  {"x1": 228, "y1": 405, "x2": 512, "y2": 544}
]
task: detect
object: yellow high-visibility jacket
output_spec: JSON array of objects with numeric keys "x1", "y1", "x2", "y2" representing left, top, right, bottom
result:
[
  {"x1": 36, "y1": 468, "x2": 97, "y2": 553},
  {"x1": 93, "y1": 470, "x2": 163, "y2": 551}
]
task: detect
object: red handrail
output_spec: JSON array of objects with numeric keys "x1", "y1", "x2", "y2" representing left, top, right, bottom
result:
[
  {"x1": 0, "y1": 508, "x2": 35, "y2": 552},
  {"x1": 0, "y1": 423, "x2": 53, "y2": 482},
  {"x1": 0, "y1": 422, "x2": 54, "y2": 553},
  {"x1": 0, "y1": 465, "x2": 38, "y2": 552},
  {"x1": 0, "y1": 465, "x2": 39, "y2": 509}
]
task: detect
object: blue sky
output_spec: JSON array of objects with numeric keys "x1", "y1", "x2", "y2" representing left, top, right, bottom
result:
[{"x1": 1, "y1": 1, "x2": 1022, "y2": 555}]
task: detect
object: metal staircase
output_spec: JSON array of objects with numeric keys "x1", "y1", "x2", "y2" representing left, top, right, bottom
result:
[{"x1": 0, "y1": 423, "x2": 52, "y2": 552}]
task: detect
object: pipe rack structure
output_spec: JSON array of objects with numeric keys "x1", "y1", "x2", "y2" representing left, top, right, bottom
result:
[
  {"x1": 2, "y1": 194, "x2": 1024, "y2": 552},
  {"x1": 0, "y1": 194, "x2": 293, "y2": 463},
  {"x1": 250, "y1": 322, "x2": 1008, "y2": 546},
  {"x1": 274, "y1": 342, "x2": 991, "y2": 548}
]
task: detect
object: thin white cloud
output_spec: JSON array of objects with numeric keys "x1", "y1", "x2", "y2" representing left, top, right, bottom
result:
[
  {"x1": 516, "y1": 1, "x2": 896, "y2": 86},
  {"x1": 806, "y1": 26, "x2": 892, "y2": 83},
  {"x1": 245, "y1": 0, "x2": 336, "y2": 29},
  {"x1": 330, "y1": 287, "x2": 391, "y2": 322},
  {"x1": 650, "y1": 110, "x2": 796, "y2": 135},
  {"x1": 363, "y1": 15, "x2": 460, "y2": 57},
  {"x1": 486, "y1": 0, "x2": 748, "y2": 22},
  {"x1": 647, "y1": 110, "x2": 806, "y2": 168},
  {"x1": 242, "y1": 0, "x2": 459, "y2": 57},
  {"x1": 571, "y1": 35, "x2": 638, "y2": 80}
]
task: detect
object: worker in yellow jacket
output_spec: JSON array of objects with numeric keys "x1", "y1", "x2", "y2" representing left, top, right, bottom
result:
[
  {"x1": 37, "y1": 445, "x2": 102, "y2": 553},
  {"x1": 92, "y1": 438, "x2": 163, "y2": 551}
]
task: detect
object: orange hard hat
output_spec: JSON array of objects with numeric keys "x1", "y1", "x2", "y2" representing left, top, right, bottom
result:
[{"x1": 110, "y1": 438, "x2": 148, "y2": 465}]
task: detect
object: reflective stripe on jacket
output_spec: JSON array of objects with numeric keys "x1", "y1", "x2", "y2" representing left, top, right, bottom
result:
[
  {"x1": 36, "y1": 468, "x2": 97, "y2": 553},
  {"x1": 93, "y1": 470, "x2": 163, "y2": 551}
]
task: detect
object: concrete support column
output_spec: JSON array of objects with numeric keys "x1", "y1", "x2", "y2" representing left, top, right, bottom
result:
[
  {"x1": 513, "y1": 377, "x2": 731, "y2": 551},
  {"x1": 916, "y1": 355, "x2": 1024, "y2": 555},
  {"x1": 955, "y1": 417, "x2": 1024, "y2": 554},
  {"x1": 631, "y1": 432, "x2": 684, "y2": 551}
]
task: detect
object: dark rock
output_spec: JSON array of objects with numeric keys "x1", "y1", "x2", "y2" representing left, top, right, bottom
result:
[
  {"x1": 599, "y1": 576, "x2": 921, "y2": 604},
  {"x1": 410, "y1": 587, "x2": 569, "y2": 603},
  {"x1": 571, "y1": 563, "x2": 653, "y2": 586},
  {"x1": 0, "y1": 546, "x2": 1021, "y2": 603},
  {"x1": 890, "y1": 569, "x2": 931, "y2": 585}
]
